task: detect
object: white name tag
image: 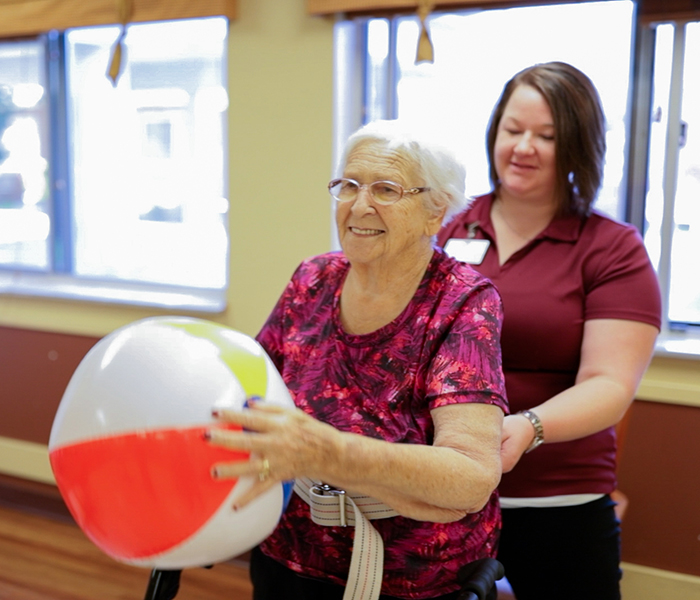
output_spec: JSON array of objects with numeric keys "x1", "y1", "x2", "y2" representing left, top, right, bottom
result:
[{"x1": 444, "y1": 238, "x2": 490, "y2": 265}]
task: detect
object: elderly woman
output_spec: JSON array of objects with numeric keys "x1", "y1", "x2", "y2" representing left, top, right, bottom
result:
[{"x1": 206, "y1": 120, "x2": 508, "y2": 600}]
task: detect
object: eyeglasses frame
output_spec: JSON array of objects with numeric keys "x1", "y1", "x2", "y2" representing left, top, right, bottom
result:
[{"x1": 327, "y1": 177, "x2": 431, "y2": 206}]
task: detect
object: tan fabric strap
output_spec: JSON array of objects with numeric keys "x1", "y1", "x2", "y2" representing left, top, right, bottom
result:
[{"x1": 294, "y1": 477, "x2": 399, "y2": 600}]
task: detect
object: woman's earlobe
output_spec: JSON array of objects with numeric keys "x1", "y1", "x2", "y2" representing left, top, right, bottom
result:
[{"x1": 426, "y1": 206, "x2": 448, "y2": 236}]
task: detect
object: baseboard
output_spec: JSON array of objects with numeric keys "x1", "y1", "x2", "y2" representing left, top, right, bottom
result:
[
  {"x1": 0, "y1": 437, "x2": 69, "y2": 522},
  {"x1": 621, "y1": 562, "x2": 700, "y2": 599},
  {"x1": 0, "y1": 436, "x2": 54, "y2": 484},
  {"x1": 0, "y1": 472, "x2": 73, "y2": 523}
]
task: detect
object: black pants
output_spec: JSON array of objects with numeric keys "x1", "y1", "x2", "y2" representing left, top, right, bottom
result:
[
  {"x1": 249, "y1": 546, "x2": 475, "y2": 600},
  {"x1": 497, "y1": 495, "x2": 622, "y2": 600}
]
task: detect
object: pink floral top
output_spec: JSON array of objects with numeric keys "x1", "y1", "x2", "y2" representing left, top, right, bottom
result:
[{"x1": 255, "y1": 249, "x2": 508, "y2": 599}]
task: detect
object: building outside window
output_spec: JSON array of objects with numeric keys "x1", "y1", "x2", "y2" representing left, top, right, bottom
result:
[{"x1": 0, "y1": 17, "x2": 229, "y2": 310}]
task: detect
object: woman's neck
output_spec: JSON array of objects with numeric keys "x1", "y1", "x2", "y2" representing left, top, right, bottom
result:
[
  {"x1": 493, "y1": 190, "x2": 557, "y2": 240},
  {"x1": 340, "y1": 246, "x2": 433, "y2": 335},
  {"x1": 490, "y1": 191, "x2": 557, "y2": 265}
]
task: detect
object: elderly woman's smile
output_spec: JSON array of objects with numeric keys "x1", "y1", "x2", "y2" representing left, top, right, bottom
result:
[{"x1": 349, "y1": 226, "x2": 384, "y2": 236}]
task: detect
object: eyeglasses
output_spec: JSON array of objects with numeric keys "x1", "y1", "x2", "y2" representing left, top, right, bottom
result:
[{"x1": 328, "y1": 178, "x2": 430, "y2": 206}]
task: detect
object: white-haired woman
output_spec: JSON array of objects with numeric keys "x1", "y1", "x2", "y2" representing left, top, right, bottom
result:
[{"x1": 206, "y1": 120, "x2": 508, "y2": 600}]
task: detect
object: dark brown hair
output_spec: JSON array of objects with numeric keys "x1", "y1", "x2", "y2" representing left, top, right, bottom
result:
[{"x1": 486, "y1": 61, "x2": 606, "y2": 217}]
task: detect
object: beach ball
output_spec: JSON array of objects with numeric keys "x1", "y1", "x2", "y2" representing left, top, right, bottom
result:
[{"x1": 48, "y1": 316, "x2": 295, "y2": 569}]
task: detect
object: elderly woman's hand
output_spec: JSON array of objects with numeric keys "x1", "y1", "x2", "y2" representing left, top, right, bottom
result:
[{"x1": 205, "y1": 399, "x2": 340, "y2": 509}]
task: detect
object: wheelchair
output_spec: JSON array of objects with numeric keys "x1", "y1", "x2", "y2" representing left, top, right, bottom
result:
[{"x1": 142, "y1": 557, "x2": 505, "y2": 600}]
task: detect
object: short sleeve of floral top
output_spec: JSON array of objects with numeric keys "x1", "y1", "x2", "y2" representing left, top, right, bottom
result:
[{"x1": 255, "y1": 249, "x2": 508, "y2": 599}]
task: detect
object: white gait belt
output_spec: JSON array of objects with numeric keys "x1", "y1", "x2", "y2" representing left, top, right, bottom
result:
[{"x1": 294, "y1": 477, "x2": 399, "y2": 600}]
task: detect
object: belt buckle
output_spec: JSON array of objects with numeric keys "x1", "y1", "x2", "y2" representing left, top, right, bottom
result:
[{"x1": 311, "y1": 483, "x2": 347, "y2": 527}]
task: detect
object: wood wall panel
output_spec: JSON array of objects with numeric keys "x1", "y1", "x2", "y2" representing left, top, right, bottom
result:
[
  {"x1": 2, "y1": 325, "x2": 699, "y2": 579},
  {"x1": 0, "y1": 326, "x2": 99, "y2": 444},
  {"x1": 618, "y1": 400, "x2": 700, "y2": 576}
]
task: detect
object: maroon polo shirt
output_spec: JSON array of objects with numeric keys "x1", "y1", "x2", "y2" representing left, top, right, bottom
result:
[{"x1": 438, "y1": 193, "x2": 661, "y2": 497}]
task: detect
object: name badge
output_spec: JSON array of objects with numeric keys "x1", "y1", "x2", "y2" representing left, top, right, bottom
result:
[{"x1": 444, "y1": 238, "x2": 490, "y2": 265}]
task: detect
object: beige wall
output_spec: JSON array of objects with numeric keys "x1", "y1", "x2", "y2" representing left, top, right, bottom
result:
[
  {"x1": 0, "y1": 0, "x2": 334, "y2": 340},
  {"x1": 227, "y1": 0, "x2": 335, "y2": 337}
]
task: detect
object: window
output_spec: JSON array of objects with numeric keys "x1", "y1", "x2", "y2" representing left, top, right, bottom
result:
[
  {"x1": 0, "y1": 40, "x2": 50, "y2": 269},
  {"x1": 343, "y1": 1, "x2": 634, "y2": 220},
  {"x1": 643, "y1": 20, "x2": 700, "y2": 328},
  {"x1": 0, "y1": 17, "x2": 228, "y2": 310},
  {"x1": 334, "y1": 1, "x2": 700, "y2": 348}
]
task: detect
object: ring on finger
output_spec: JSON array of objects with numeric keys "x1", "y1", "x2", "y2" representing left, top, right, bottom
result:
[{"x1": 259, "y1": 457, "x2": 271, "y2": 482}]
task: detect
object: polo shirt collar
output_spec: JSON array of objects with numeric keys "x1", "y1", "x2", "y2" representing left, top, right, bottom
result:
[{"x1": 468, "y1": 193, "x2": 583, "y2": 243}]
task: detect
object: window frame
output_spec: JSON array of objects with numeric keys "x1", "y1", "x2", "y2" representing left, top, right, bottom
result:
[{"x1": 629, "y1": 17, "x2": 700, "y2": 355}]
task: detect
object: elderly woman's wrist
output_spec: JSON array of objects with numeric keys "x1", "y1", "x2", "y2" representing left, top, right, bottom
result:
[{"x1": 310, "y1": 427, "x2": 353, "y2": 483}]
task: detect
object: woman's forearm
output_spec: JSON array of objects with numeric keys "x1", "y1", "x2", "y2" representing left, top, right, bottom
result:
[
  {"x1": 529, "y1": 319, "x2": 659, "y2": 444},
  {"x1": 207, "y1": 402, "x2": 503, "y2": 520},
  {"x1": 323, "y1": 434, "x2": 501, "y2": 521},
  {"x1": 501, "y1": 319, "x2": 658, "y2": 472},
  {"x1": 316, "y1": 404, "x2": 503, "y2": 520}
]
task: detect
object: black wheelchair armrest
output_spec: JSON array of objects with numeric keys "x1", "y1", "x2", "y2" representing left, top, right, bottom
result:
[{"x1": 456, "y1": 557, "x2": 505, "y2": 600}]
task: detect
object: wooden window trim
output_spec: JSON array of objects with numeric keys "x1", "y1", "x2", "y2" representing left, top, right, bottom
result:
[
  {"x1": 639, "y1": 0, "x2": 700, "y2": 23},
  {"x1": 307, "y1": 0, "x2": 700, "y2": 21},
  {"x1": 307, "y1": 0, "x2": 587, "y2": 17},
  {"x1": 0, "y1": 0, "x2": 237, "y2": 39}
]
